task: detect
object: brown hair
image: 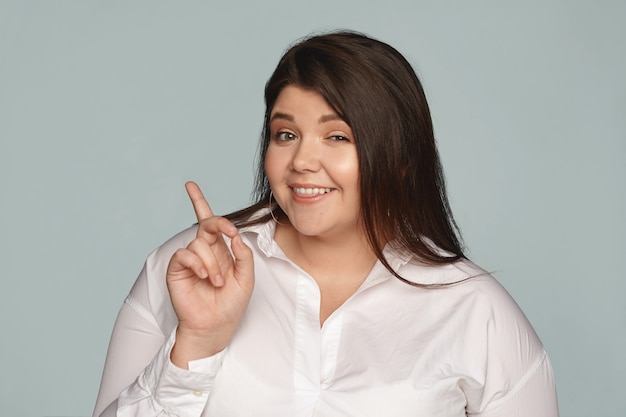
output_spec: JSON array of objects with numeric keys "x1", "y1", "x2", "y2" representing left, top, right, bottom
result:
[{"x1": 226, "y1": 30, "x2": 465, "y2": 285}]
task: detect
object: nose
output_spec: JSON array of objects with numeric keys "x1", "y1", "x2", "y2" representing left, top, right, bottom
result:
[{"x1": 291, "y1": 137, "x2": 321, "y2": 172}]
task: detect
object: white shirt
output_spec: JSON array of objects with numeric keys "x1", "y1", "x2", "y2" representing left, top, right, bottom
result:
[{"x1": 93, "y1": 220, "x2": 559, "y2": 417}]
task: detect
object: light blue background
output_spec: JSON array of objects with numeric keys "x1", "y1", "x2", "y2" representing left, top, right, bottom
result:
[{"x1": 1, "y1": 1, "x2": 624, "y2": 416}]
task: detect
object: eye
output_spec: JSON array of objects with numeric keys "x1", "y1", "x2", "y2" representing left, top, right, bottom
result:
[
  {"x1": 274, "y1": 131, "x2": 297, "y2": 141},
  {"x1": 328, "y1": 135, "x2": 350, "y2": 142}
]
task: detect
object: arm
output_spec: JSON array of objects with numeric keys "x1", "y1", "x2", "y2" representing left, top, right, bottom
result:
[
  {"x1": 93, "y1": 182, "x2": 254, "y2": 417},
  {"x1": 91, "y1": 286, "x2": 166, "y2": 417},
  {"x1": 93, "y1": 228, "x2": 219, "y2": 417},
  {"x1": 463, "y1": 275, "x2": 560, "y2": 417},
  {"x1": 469, "y1": 350, "x2": 558, "y2": 417}
]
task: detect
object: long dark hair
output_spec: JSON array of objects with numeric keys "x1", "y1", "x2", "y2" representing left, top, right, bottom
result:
[{"x1": 226, "y1": 30, "x2": 466, "y2": 286}]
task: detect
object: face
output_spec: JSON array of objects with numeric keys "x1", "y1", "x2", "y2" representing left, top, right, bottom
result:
[{"x1": 265, "y1": 85, "x2": 362, "y2": 240}]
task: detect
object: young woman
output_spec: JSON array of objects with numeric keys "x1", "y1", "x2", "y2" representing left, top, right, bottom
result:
[{"x1": 93, "y1": 31, "x2": 559, "y2": 417}]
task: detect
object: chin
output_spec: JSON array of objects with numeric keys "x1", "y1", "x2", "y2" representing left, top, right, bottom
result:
[
  {"x1": 291, "y1": 220, "x2": 357, "y2": 240},
  {"x1": 289, "y1": 222, "x2": 327, "y2": 237}
]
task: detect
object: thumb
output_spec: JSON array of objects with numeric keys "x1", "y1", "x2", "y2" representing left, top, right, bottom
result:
[{"x1": 231, "y1": 234, "x2": 254, "y2": 283}]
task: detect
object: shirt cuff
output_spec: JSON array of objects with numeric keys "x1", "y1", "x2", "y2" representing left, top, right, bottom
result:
[{"x1": 123, "y1": 327, "x2": 226, "y2": 417}]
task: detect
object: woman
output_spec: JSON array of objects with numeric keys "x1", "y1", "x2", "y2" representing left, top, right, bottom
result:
[{"x1": 93, "y1": 31, "x2": 559, "y2": 417}]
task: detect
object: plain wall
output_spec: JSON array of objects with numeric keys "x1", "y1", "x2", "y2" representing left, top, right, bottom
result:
[{"x1": 1, "y1": 1, "x2": 624, "y2": 416}]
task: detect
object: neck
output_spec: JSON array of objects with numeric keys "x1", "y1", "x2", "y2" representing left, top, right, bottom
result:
[
  {"x1": 274, "y1": 222, "x2": 380, "y2": 327},
  {"x1": 274, "y1": 222, "x2": 378, "y2": 282}
]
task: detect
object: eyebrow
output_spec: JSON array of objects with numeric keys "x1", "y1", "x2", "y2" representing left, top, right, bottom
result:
[
  {"x1": 318, "y1": 113, "x2": 344, "y2": 123},
  {"x1": 269, "y1": 112, "x2": 294, "y2": 123},
  {"x1": 269, "y1": 112, "x2": 345, "y2": 124}
]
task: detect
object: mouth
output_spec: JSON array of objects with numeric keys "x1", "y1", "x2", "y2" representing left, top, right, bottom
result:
[{"x1": 291, "y1": 186, "x2": 335, "y2": 196}]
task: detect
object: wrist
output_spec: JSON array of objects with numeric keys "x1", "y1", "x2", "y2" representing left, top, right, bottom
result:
[{"x1": 170, "y1": 327, "x2": 229, "y2": 369}]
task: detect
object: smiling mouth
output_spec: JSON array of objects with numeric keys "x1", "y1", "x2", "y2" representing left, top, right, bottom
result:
[{"x1": 292, "y1": 187, "x2": 334, "y2": 196}]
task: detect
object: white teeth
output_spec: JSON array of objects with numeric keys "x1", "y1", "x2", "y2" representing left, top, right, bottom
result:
[{"x1": 293, "y1": 187, "x2": 332, "y2": 195}]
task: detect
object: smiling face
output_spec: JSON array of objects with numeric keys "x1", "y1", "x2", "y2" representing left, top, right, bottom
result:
[{"x1": 264, "y1": 85, "x2": 362, "y2": 241}]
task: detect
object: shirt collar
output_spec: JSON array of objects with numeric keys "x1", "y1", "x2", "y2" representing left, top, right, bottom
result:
[
  {"x1": 238, "y1": 210, "x2": 282, "y2": 258},
  {"x1": 238, "y1": 210, "x2": 478, "y2": 286},
  {"x1": 239, "y1": 211, "x2": 411, "y2": 276}
]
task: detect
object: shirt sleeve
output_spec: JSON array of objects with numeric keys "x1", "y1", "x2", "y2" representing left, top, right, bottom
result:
[
  {"x1": 460, "y1": 274, "x2": 560, "y2": 417},
  {"x1": 115, "y1": 328, "x2": 226, "y2": 417},
  {"x1": 469, "y1": 349, "x2": 559, "y2": 417}
]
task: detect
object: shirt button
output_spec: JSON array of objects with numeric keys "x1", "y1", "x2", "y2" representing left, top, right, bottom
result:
[{"x1": 192, "y1": 390, "x2": 204, "y2": 397}]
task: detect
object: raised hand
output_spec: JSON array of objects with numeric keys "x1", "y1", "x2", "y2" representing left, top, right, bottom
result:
[{"x1": 167, "y1": 181, "x2": 254, "y2": 368}]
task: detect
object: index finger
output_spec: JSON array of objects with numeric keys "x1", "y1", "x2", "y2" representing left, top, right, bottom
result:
[{"x1": 185, "y1": 181, "x2": 214, "y2": 221}]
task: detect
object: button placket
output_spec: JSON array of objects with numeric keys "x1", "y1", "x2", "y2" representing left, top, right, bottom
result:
[
  {"x1": 320, "y1": 310, "x2": 343, "y2": 388},
  {"x1": 293, "y1": 272, "x2": 322, "y2": 391}
]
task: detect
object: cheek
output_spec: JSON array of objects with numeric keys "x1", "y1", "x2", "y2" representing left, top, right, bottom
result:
[
  {"x1": 264, "y1": 147, "x2": 281, "y2": 185},
  {"x1": 331, "y1": 152, "x2": 360, "y2": 188}
]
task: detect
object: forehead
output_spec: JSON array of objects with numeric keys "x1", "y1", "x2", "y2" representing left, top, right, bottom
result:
[{"x1": 270, "y1": 85, "x2": 338, "y2": 119}]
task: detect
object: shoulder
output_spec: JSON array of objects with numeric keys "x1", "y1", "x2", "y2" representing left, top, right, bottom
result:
[
  {"x1": 401, "y1": 257, "x2": 541, "y2": 346},
  {"x1": 142, "y1": 223, "x2": 200, "y2": 294},
  {"x1": 395, "y1": 256, "x2": 549, "y2": 397},
  {"x1": 417, "y1": 261, "x2": 551, "y2": 413},
  {"x1": 126, "y1": 225, "x2": 198, "y2": 334},
  {"x1": 146, "y1": 224, "x2": 199, "y2": 268},
  {"x1": 393, "y1": 253, "x2": 489, "y2": 287}
]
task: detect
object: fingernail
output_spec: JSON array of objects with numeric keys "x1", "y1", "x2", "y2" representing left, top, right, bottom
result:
[
  {"x1": 214, "y1": 274, "x2": 224, "y2": 287},
  {"x1": 200, "y1": 269, "x2": 208, "y2": 278}
]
